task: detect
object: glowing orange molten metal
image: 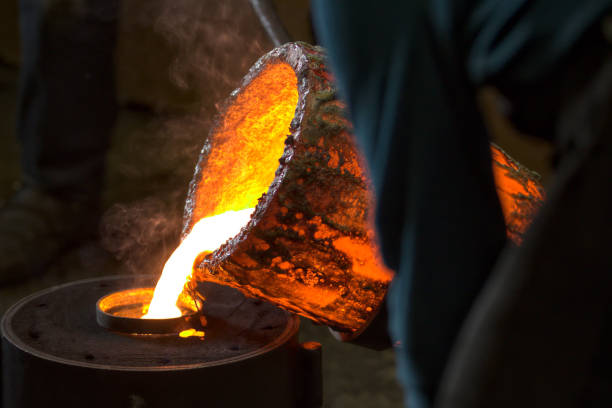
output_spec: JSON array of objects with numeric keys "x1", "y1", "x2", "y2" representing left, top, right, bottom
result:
[
  {"x1": 186, "y1": 62, "x2": 300, "y2": 224},
  {"x1": 143, "y1": 62, "x2": 299, "y2": 320},
  {"x1": 144, "y1": 209, "x2": 254, "y2": 319}
]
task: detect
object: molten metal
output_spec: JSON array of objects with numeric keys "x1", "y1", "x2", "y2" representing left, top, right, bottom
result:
[
  {"x1": 142, "y1": 62, "x2": 299, "y2": 321},
  {"x1": 144, "y1": 209, "x2": 254, "y2": 319}
]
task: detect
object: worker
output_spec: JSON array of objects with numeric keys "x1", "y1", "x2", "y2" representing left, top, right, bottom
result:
[
  {"x1": 0, "y1": 0, "x2": 119, "y2": 285},
  {"x1": 311, "y1": 1, "x2": 612, "y2": 407}
]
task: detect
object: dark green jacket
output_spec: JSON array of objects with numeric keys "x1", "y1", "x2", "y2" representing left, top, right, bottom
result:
[{"x1": 312, "y1": 1, "x2": 612, "y2": 407}]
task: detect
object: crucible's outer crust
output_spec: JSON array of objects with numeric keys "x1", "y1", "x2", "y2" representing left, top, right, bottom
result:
[
  {"x1": 184, "y1": 42, "x2": 392, "y2": 334},
  {"x1": 490, "y1": 143, "x2": 545, "y2": 244},
  {"x1": 183, "y1": 42, "x2": 545, "y2": 335}
]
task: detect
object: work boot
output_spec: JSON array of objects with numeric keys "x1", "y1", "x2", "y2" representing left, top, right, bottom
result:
[{"x1": 0, "y1": 186, "x2": 100, "y2": 285}]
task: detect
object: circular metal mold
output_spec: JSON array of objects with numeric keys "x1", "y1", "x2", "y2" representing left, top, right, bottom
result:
[
  {"x1": 1, "y1": 275, "x2": 305, "y2": 408},
  {"x1": 96, "y1": 287, "x2": 202, "y2": 334}
]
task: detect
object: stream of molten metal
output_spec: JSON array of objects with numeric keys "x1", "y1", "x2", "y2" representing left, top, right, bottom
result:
[
  {"x1": 140, "y1": 62, "x2": 299, "y2": 321},
  {"x1": 143, "y1": 208, "x2": 254, "y2": 319}
]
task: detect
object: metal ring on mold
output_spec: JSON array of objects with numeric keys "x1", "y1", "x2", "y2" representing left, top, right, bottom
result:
[{"x1": 96, "y1": 287, "x2": 202, "y2": 335}]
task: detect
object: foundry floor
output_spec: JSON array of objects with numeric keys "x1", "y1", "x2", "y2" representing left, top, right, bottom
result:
[{"x1": 0, "y1": 62, "x2": 405, "y2": 408}]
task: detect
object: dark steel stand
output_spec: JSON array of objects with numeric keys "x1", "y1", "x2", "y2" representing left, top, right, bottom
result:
[{"x1": 2, "y1": 275, "x2": 322, "y2": 408}]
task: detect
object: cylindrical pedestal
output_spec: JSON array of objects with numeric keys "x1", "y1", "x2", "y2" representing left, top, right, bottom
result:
[{"x1": 2, "y1": 275, "x2": 320, "y2": 408}]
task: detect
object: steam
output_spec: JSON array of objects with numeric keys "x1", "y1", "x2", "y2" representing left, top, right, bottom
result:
[
  {"x1": 100, "y1": 197, "x2": 181, "y2": 274},
  {"x1": 153, "y1": 0, "x2": 270, "y2": 102},
  {"x1": 101, "y1": 0, "x2": 274, "y2": 275}
]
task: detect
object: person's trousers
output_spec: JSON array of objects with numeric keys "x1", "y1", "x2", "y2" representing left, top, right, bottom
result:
[
  {"x1": 17, "y1": 0, "x2": 119, "y2": 198},
  {"x1": 312, "y1": 1, "x2": 612, "y2": 407}
]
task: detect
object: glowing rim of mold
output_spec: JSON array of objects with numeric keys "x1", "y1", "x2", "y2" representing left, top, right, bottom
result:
[{"x1": 96, "y1": 287, "x2": 202, "y2": 335}]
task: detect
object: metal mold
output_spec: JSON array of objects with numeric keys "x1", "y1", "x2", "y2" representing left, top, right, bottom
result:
[{"x1": 1, "y1": 275, "x2": 320, "y2": 408}]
